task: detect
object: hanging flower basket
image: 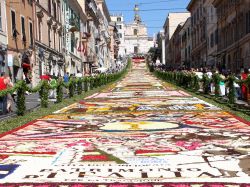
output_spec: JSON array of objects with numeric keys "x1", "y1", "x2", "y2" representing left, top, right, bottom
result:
[{"x1": 69, "y1": 26, "x2": 78, "y2": 33}]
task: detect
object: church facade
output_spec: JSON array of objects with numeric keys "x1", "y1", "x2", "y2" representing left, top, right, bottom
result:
[{"x1": 124, "y1": 5, "x2": 154, "y2": 55}]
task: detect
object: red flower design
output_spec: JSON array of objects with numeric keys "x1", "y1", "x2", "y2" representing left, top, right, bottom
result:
[{"x1": 82, "y1": 155, "x2": 108, "y2": 161}]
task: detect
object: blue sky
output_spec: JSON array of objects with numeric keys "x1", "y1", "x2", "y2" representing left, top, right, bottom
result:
[{"x1": 106, "y1": 0, "x2": 190, "y2": 36}]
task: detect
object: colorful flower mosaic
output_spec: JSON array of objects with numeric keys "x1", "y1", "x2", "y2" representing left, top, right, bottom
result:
[{"x1": 0, "y1": 63, "x2": 250, "y2": 185}]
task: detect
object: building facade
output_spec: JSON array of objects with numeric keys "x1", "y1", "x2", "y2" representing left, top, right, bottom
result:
[
  {"x1": 206, "y1": 0, "x2": 218, "y2": 68},
  {"x1": 111, "y1": 14, "x2": 125, "y2": 58},
  {"x1": 168, "y1": 23, "x2": 183, "y2": 68},
  {"x1": 96, "y1": 0, "x2": 111, "y2": 69},
  {"x1": 163, "y1": 12, "x2": 190, "y2": 67},
  {"x1": 180, "y1": 17, "x2": 192, "y2": 68},
  {"x1": 62, "y1": 0, "x2": 87, "y2": 77},
  {"x1": 213, "y1": 0, "x2": 250, "y2": 72},
  {"x1": 124, "y1": 5, "x2": 154, "y2": 55},
  {"x1": 6, "y1": 0, "x2": 35, "y2": 82},
  {"x1": 109, "y1": 22, "x2": 119, "y2": 64},
  {"x1": 187, "y1": 0, "x2": 208, "y2": 68},
  {"x1": 0, "y1": 0, "x2": 7, "y2": 74},
  {"x1": 33, "y1": 0, "x2": 63, "y2": 84},
  {"x1": 84, "y1": 0, "x2": 99, "y2": 74}
]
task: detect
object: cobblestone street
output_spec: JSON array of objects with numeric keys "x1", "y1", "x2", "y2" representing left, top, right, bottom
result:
[{"x1": 0, "y1": 63, "x2": 249, "y2": 185}]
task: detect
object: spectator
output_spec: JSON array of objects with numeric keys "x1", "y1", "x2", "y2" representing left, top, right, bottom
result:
[
  {"x1": 0, "y1": 73, "x2": 8, "y2": 114},
  {"x1": 40, "y1": 72, "x2": 51, "y2": 81},
  {"x1": 0, "y1": 73, "x2": 14, "y2": 113},
  {"x1": 63, "y1": 72, "x2": 69, "y2": 83},
  {"x1": 49, "y1": 74, "x2": 57, "y2": 99},
  {"x1": 5, "y1": 75, "x2": 14, "y2": 113},
  {"x1": 241, "y1": 68, "x2": 249, "y2": 101},
  {"x1": 234, "y1": 75, "x2": 241, "y2": 100},
  {"x1": 219, "y1": 72, "x2": 226, "y2": 96}
]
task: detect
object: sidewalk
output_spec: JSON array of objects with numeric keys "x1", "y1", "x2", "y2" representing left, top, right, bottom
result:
[
  {"x1": 0, "y1": 93, "x2": 40, "y2": 120},
  {"x1": 0, "y1": 93, "x2": 68, "y2": 120}
]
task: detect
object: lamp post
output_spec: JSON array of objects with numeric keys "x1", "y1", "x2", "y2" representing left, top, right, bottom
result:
[{"x1": 134, "y1": 4, "x2": 140, "y2": 55}]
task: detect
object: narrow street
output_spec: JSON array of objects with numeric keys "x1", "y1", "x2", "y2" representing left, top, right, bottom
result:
[{"x1": 0, "y1": 63, "x2": 250, "y2": 185}]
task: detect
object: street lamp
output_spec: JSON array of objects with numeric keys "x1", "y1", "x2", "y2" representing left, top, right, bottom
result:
[{"x1": 134, "y1": 4, "x2": 141, "y2": 55}]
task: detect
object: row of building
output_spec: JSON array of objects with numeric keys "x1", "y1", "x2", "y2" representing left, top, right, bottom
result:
[
  {"x1": 0, "y1": 0, "x2": 122, "y2": 86},
  {"x1": 160, "y1": 0, "x2": 250, "y2": 73}
]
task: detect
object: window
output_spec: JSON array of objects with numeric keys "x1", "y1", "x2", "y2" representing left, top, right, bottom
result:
[
  {"x1": 11, "y1": 10, "x2": 16, "y2": 37},
  {"x1": 117, "y1": 25, "x2": 122, "y2": 29},
  {"x1": 21, "y1": 16, "x2": 26, "y2": 42},
  {"x1": 117, "y1": 17, "x2": 121, "y2": 22},
  {"x1": 53, "y1": 29, "x2": 56, "y2": 49},
  {"x1": 29, "y1": 21, "x2": 33, "y2": 46},
  {"x1": 53, "y1": 1, "x2": 57, "y2": 19},
  {"x1": 134, "y1": 29, "x2": 138, "y2": 36},
  {"x1": 0, "y1": 2, "x2": 2, "y2": 31},
  {"x1": 134, "y1": 46, "x2": 138, "y2": 53},
  {"x1": 210, "y1": 33, "x2": 214, "y2": 48},
  {"x1": 215, "y1": 29, "x2": 218, "y2": 44},
  {"x1": 246, "y1": 11, "x2": 250, "y2": 34},
  {"x1": 71, "y1": 33, "x2": 75, "y2": 52},
  {"x1": 59, "y1": 33, "x2": 61, "y2": 52},
  {"x1": 38, "y1": 18, "x2": 41, "y2": 41},
  {"x1": 188, "y1": 46, "x2": 191, "y2": 57},
  {"x1": 48, "y1": 0, "x2": 51, "y2": 14},
  {"x1": 48, "y1": 27, "x2": 51, "y2": 47}
]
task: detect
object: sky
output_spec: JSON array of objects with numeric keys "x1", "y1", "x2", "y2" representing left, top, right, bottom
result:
[{"x1": 106, "y1": 0, "x2": 190, "y2": 37}]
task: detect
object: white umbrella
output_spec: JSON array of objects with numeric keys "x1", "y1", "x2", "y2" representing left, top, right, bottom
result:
[{"x1": 96, "y1": 67, "x2": 107, "y2": 73}]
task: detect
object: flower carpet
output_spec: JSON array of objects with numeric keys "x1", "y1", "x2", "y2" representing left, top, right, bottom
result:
[{"x1": 0, "y1": 63, "x2": 250, "y2": 186}]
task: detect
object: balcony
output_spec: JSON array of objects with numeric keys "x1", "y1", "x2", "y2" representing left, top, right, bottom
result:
[
  {"x1": 69, "y1": 18, "x2": 80, "y2": 33},
  {"x1": 36, "y1": 10, "x2": 44, "y2": 19},
  {"x1": 87, "y1": 1, "x2": 98, "y2": 18},
  {"x1": 87, "y1": 55, "x2": 95, "y2": 62},
  {"x1": 47, "y1": 17, "x2": 53, "y2": 26}
]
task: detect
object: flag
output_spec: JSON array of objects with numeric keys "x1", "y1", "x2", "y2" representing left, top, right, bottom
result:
[{"x1": 77, "y1": 41, "x2": 82, "y2": 52}]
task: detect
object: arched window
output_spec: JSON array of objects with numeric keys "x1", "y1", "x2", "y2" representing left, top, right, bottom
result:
[{"x1": 134, "y1": 29, "x2": 138, "y2": 36}]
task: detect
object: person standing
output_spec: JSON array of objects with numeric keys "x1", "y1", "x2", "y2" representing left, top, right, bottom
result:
[
  {"x1": 0, "y1": 73, "x2": 14, "y2": 113},
  {"x1": 63, "y1": 72, "x2": 70, "y2": 94},
  {"x1": 5, "y1": 75, "x2": 14, "y2": 113},
  {"x1": 63, "y1": 72, "x2": 69, "y2": 83},
  {"x1": 40, "y1": 72, "x2": 51, "y2": 81},
  {"x1": 49, "y1": 74, "x2": 57, "y2": 99},
  {"x1": 241, "y1": 68, "x2": 249, "y2": 101},
  {"x1": 0, "y1": 73, "x2": 8, "y2": 114}
]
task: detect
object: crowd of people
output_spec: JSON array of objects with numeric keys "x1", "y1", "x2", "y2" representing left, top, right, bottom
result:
[
  {"x1": 0, "y1": 65, "x2": 126, "y2": 115},
  {"x1": 190, "y1": 68, "x2": 248, "y2": 100},
  {"x1": 153, "y1": 63, "x2": 250, "y2": 102}
]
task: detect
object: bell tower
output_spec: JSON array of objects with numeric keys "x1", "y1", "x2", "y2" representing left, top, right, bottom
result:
[{"x1": 134, "y1": 4, "x2": 141, "y2": 24}]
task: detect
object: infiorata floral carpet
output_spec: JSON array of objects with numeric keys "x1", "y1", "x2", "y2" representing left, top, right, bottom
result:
[{"x1": 0, "y1": 63, "x2": 250, "y2": 186}]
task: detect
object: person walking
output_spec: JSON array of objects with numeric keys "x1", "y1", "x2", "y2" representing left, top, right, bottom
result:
[{"x1": 0, "y1": 73, "x2": 14, "y2": 113}]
